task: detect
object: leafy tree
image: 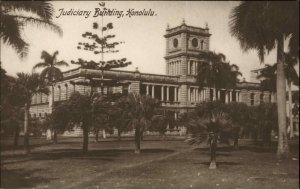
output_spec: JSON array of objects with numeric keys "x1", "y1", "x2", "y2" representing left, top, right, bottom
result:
[
  {"x1": 229, "y1": 1, "x2": 299, "y2": 159},
  {"x1": 223, "y1": 102, "x2": 249, "y2": 149},
  {"x1": 15, "y1": 73, "x2": 48, "y2": 154},
  {"x1": 186, "y1": 101, "x2": 233, "y2": 169},
  {"x1": 150, "y1": 114, "x2": 169, "y2": 140},
  {"x1": 109, "y1": 96, "x2": 131, "y2": 140},
  {"x1": 67, "y1": 92, "x2": 93, "y2": 153},
  {"x1": 0, "y1": 1, "x2": 62, "y2": 58},
  {"x1": 50, "y1": 102, "x2": 73, "y2": 143},
  {"x1": 256, "y1": 103, "x2": 278, "y2": 147}
]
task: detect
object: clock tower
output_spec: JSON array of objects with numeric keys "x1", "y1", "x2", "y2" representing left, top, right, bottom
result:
[{"x1": 164, "y1": 20, "x2": 211, "y2": 76}]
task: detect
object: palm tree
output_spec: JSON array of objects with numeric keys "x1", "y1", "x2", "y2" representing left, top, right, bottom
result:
[
  {"x1": 229, "y1": 1, "x2": 299, "y2": 159},
  {"x1": 33, "y1": 50, "x2": 68, "y2": 141},
  {"x1": 284, "y1": 53, "x2": 299, "y2": 138},
  {"x1": 124, "y1": 93, "x2": 160, "y2": 154},
  {"x1": 258, "y1": 54, "x2": 299, "y2": 138},
  {"x1": 0, "y1": 1, "x2": 62, "y2": 58},
  {"x1": 257, "y1": 64, "x2": 277, "y2": 102},
  {"x1": 15, "y1": 73, "x2": 48, "y2": 154},
  {"x1": 186, "y1": 101, "x2": 233, "y2": 169},
  {"x1": 197, "y1": 51, "x2": 242, "y2": 101}
]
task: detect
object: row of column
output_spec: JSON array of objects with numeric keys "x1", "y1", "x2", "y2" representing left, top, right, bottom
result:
[
  {"x1": 187, "y1": 60, "x2": 199, "y2": 75},
  {"x1": 187, "y1": 87, "x2": 240, "y2": 103},
  {"x1": 145, "y1": 84, "x2": 179, "y2": 102},
  {"x1": 188, "y1": 87, "x2": 206, "y2": 102},
  {"x1": 168, "y1": 60, "x2": 181, "y2": 75}
]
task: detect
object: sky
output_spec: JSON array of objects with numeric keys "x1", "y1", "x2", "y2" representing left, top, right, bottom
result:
[{"x1": 1, "y1": 1, "x2": 297, "y2": 82}]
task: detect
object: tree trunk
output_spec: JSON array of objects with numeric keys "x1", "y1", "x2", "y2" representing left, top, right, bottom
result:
[
  {"x1": 53, "y1": 130, "x2": 58, "y2": 144},
  {"x1": 288, "y1": 81, "x2": 293, "y2": 138},
  {"x1": 135, "y1": 125, "x2": 141, "y2": 154},
  {"x1": 95, "y1": 128, "x2": 99, "y2": 143},
  {"x1": 24, "y1": 104, "x2": 30, "y2": 154},
  {"x1": 14, "y1": 125, "x2": 20, "y2": 147},
  {"x1": 209, "y1": 133, "x2": 217, "y2": 169},
  {"x1": 83, "y1": 126, "x2": 89, "y2": 153},
  {"x1": 47, "y1": 85, "x2": 55, "y2": 140},
  {"x1": 276, "y1": 35, "x2": 290, "y2": 159}
]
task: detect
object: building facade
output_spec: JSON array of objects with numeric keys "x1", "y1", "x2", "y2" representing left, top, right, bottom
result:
[{"x1": 30, "y1": 22, "x2": 274, "y2": 120}]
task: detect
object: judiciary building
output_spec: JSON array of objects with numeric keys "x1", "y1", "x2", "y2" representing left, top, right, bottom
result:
[{"x1": 30, "y1": 22, "x2": 274, "y2": 122}]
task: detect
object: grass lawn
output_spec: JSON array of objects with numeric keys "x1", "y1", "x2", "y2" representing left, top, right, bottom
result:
[{"x1": 1, "y1": 136, "x2": 299, "y2": 189}]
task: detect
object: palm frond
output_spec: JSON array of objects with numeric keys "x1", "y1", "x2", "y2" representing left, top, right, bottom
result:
[
  {"x1": 0, "y1": 14, "x2": 28, "y2": 58},
  {"x1": 54, "y1": 60, "x2": 69, "y2": 67},
  {"x1": 2, "y1": 1, "x2": 54, "y2": 20},
  {"x1": 32, "y1": 62, "x2": 49, "y2": 71},
  {"x1": 13, "y1": 15, "x2": 63, "y2": 36}
]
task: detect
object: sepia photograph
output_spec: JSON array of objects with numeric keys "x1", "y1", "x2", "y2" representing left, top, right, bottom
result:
[{"x1": 1, "y1": 1, "x2": 299, "y2": 188}]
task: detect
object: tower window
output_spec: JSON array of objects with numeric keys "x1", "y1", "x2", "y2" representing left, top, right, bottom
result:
[
  {"x1": 173, "y1": 38, "x2": 178, "y2": 48},
  {"x1": 192, "y1": 38, "x2": 198, "y2": 47}
]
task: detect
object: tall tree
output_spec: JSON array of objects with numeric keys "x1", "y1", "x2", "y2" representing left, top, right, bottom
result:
[
  {"x1": 123, "y1": 93, "x2": 160, "y2": 154},
  {"x1": 0, "y1": 1, "x2": 62, "y2": 58},
  {"x1": 284, "y1": 53, "x2": 299, "y2": 138},
  {"x1": 15, "y1": 73, "x2": 48, "y2": 154},
  {"x1": 186, "y1": 101, "x2": 233, "y2": 169},
  {"x1": 229, "y1": 1, "x2": 299, "y2": 159},
  {"x1": 71, "y1": 9, "x2": 131, "y2": 138},
  {"x1": 197, "y1": 51, "x2": 242, "y2": 101},
  {"x1": 33, "y1": 50, "x2": 68, "y2": 141}
]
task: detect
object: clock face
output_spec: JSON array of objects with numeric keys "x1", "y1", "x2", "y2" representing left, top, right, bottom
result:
[
  {"x1": 192, "y1": 38, "x2": 198, "y2": 47},
  {"x1": 173, "y1": 38, "x2": 178, "y2": 48}
]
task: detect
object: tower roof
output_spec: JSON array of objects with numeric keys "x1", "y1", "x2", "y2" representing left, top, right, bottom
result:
[{"x1": 165, "y1": 23, "x2": 211, "y2": 38}]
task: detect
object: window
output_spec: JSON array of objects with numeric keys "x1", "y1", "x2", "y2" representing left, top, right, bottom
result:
[
  {"x1": 58, "y1": 85, "x2": 61, "y2": 101},
  {"x1": 192, "y1": 38, "x2": 198, "y2": 47},
  {"x1": 260, "y1": 94, "x2": 264, "y2": 104},
  {"x1": 173, "y1": 38, "x2": 178, "y2": 48},
  {"x1": 200, "y1": 40, "x2": 204, "y2": 50},
  {"x1": 65, "y1": 84, "x2": 68, "y2": 99},
  {"x1": 250, "y1": 93, "x2": 255, "y2": 106}
]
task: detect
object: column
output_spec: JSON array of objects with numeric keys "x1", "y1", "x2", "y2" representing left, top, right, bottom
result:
[
  {"x1": 166, "y1": 86, "x2": 170, "y2": 101},
  {"x1": 236, "y1": 91, "x2": 239, "y2": 102},
  {"x1": 195, "y1": 88, "x2": 198, "y2": 102},
  {"x1": 187, "y1": 61, "x2": 190, "y2": 75},
  {"x1": 146, "y1": 85, "x2": 149, "y2": 95},
  {"x1": 188, "y1": 87, "x2": 190, "y2": 101},
  {"x1": 161, "y1": 86, "x2": 164, "y2": 101},
  {"x1": 225, "y1": 91, "x2": 228, "y2": 103},
  {"x1": 212, "y1": 88, "x2": 216, "y2": 101},
  {"x1": 217, "y1": 90, "x2": 220, "y2": 100},
  {"x1": 151, "y1": 85, "x2": 155, "y2": 98},
  {"x1": 193, "y1": 62, "x2": 196, "y2": 75},
  {"x1": 174, "y1": 87, "x2": 177, "y2": 102},
  {"x1": 229, "y1": 91, "x2": 232, "y2": 102}
]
